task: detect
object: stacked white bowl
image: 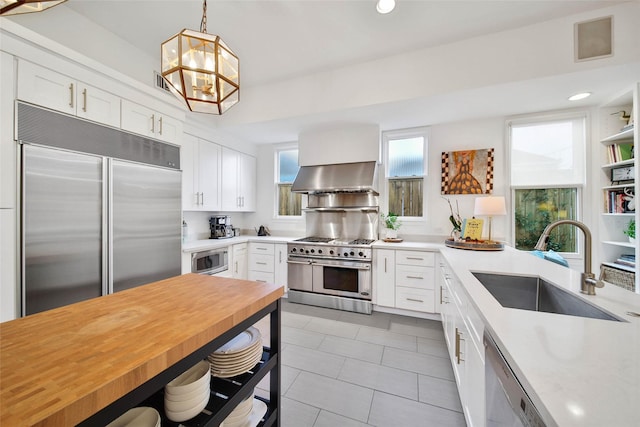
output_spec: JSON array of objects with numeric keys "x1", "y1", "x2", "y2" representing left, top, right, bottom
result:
[
  {"x1": 106, "y1": 407, "x2": 161, "y2": 427},
  {"x1": 164, "y1": 360, "x2": 211, "y2": 422}
]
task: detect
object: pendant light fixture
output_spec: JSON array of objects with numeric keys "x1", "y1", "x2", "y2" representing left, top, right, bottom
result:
[
  {"x1": 0, "y1": 0, "x2": 67, "y2": 16},
  {"x1": 161, "y1": 0, "x2": 239, "y2": 115}
]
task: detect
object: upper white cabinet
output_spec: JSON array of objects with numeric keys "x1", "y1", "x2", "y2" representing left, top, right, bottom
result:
[
  {"x1": 221, "y1": 147, "x2": 256, "y2": 212},
  {"x1": 121, "y1": 99, "x2": 182, "y2": 145},
  {"x1": 17, "y1": 60, "x2": 120, "y2": 128},
  {"x1": 182, "y1": 134, "x2": 221, "y2": 211}
]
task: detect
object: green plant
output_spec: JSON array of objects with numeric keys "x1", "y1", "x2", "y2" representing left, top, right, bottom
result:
[
  {"x1": 381, "y1": 212, "x2": 401, "y2": 230},
  {"x1": 624, "y1": 219, "x2": 635, "y2": 239}
]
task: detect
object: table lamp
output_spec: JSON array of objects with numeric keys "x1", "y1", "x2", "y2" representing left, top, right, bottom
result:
[{"x1": 474, "y1": 196, "x2": 506, "y2": 244}]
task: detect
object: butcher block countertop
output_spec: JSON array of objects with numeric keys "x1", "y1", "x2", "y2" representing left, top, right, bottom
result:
[{"x1": 0, "y1": 274, "x2": 284, "y2": 426}]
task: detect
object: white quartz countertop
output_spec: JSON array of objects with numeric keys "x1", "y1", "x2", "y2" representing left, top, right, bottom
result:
[
  {"x1": 440, "y1": 246, "x2": 640, "y2": 427},
  {"x1": 182, "y1": 236, "x2": 296, "y2": 253}
]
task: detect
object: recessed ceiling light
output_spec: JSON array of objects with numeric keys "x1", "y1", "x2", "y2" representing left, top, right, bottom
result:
[
  {"x1": 568, "y1": 92, "x2": 591, "y2": 101},
  {"x1": 376, "y1": 0, "x2": 396, "y2": 14}
]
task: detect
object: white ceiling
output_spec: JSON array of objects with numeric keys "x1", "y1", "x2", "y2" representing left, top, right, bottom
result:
[{"x1": 14, "y1": 1, "x2": 640, "y2": 143}]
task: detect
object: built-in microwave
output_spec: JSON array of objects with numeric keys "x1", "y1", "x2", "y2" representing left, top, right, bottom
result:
[{"x1": 191, "y1": 248, "x2": 229, "y2": 276}]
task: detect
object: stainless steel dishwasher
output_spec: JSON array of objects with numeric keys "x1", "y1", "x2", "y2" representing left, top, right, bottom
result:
[{"x1": 484, "y1": 332, "x2": 547, "y2": 427}]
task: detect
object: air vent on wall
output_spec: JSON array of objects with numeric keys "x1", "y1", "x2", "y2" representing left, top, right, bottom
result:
[
  {"x1": 154, "y1": 71, "x2": 171, "y2": 93},
  {"x1": 574, "y1": 16, "x2": 613, "y2": 62}
]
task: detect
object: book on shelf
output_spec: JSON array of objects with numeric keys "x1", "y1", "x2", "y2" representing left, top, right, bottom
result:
[
  {"x1": 615, "y1": 258, "x2": 636, "y2": 268},
  {"x1": 605, "y1": 188, "x2": 635, "y2": 213}
]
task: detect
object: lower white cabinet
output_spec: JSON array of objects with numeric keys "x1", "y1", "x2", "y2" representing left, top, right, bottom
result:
[
  {"x1": 373, "y1": 248, "x2": 436, "y2": 313},
  {"x1": 439, "y1": 256, "x2": 485, "y2": 427},
  {"x1": 274, "y1": 243, "x2": 288, "y2": 292},
  {"x1": 231, "y1": 243, "x2": 247, "y2": 279},
  {"x1": 248, "y1": 242, "x2": 275, "y2": 283}
]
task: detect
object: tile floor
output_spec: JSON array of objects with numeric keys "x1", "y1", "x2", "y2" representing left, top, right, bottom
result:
[{"x1": 255, "y1": 299, "x2": 467, "y2": 427}]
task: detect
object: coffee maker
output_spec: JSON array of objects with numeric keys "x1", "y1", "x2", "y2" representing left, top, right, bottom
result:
[{"x1": 209, "y1": 216, "x2": 233, "y2": 239}]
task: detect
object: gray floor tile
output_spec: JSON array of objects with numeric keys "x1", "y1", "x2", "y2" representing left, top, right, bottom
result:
[
  {"x1": 286, "y1": 371, "x2": 374, "y2": 422},
  {"x1": 282, "y1": 311, "x2": 313, "y2": 329},
  {"x1": 355, "y1": 326, "x2": 417, "y2": 351},
  {"x1": 415, "y1": 317, "x2": 445, "y2": 330},
  {"x1": 388, "y1": 321, "x2": 446, "y2": 340},
  {"x1": 257, "y1": 364, "x2": 301, "y2": 395},
  {"x1": 303, "y1": 317, "x2": 361, "y2": 339},
  {"x1": 368, "y1": 391, "x2": 467, "y2": 427},
  {"x1": 337, "y1": 358, "x2": 418, "y2": 400},
  {"x1": 382, "y1": 347, "x2": 455, "y2": 380},
  {"x1": 338, "y1": 310, "x2": 391, "y2": 329},
  {"x1": 282, "y1": 396, "x2": 320, "y2": 427},
  {"x1": 418, "y1": 374, "x2": 463, "y2": 413},
  {"x1": 318, "y1": 335, "x2": 384, "y2": 364},
  {"x1": 417, "y1": 336, "x2": 450, "y2": 359},
  {"x1": 314, "y1": 410, "x2": 372, "y2": 427},
  {"x1": 291, "y1": 303, "x2": 344, "y2": 320},
  {"x1": 281, "y1": 344, "x2": 346, "y2": 378},
  {"x1": 282, "y1": 325, "x2": 325, "y2": 349}
]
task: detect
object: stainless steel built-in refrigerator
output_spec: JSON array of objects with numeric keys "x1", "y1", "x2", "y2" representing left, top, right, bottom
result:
[{"x1": 19, "y1": 103, "x2": 181, "y2": 315}]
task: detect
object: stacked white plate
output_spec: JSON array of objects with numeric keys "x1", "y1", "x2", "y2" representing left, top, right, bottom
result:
[
  {"x1": 220, "y1": 394, "x2": 268, "y2": 427},
  {"x1": 209, "y1": 327, "x2": 263, "y2": 378},
  {"x1": 106, "y1": 407, "x2": 160, "y2": 427},
  {"x1": 164, "y1": 360, "x2": 211, "y2": 422}
]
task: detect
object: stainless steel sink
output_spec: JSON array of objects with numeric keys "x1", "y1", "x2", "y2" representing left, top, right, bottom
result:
[{"x1": 471, "y1": 272, "x2": 623, "y2": 322}]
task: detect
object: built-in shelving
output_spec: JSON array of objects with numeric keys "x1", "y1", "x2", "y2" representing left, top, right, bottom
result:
[{"x1": 597, "y1": 85, "x2": 638, "y2": 293}]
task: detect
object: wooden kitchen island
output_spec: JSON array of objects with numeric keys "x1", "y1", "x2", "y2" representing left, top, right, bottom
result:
[{"x1": 0, "y1": 273, "x2": 283, "y2": 426}]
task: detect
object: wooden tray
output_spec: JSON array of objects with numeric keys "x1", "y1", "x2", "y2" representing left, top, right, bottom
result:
[
  {"x1": 445, "y1": 239, "x2": 504, "y2": 251},
  {"x1": 383, "y1": 238, "x2": 403, "y2": 243}
]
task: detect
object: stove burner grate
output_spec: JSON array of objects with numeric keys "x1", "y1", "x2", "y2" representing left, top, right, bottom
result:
[
  {"x1": 349, "y1": 239, "x2": 375, "y2": 245},
  {"x1": 294, "y1": 236, "x2": 334, "y2": 243}
]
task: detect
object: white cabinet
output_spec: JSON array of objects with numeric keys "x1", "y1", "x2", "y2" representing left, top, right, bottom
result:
[
  {"x1": 274, "y1": 243, "x2": 288, "y2": 292},
  {"x1": 248, "y1": 242, "x2": 275, "y2": 283},
  {"x1": 18, "y1": 60, "x2": 120, "y2": 128},
  {"x1": 121, "y1": 99, "x2": 182, "y2": 144},
  {"x1": 373, "y1": 248, "x2": 436, "y2": 313},
  {"x1": 221, "y1": 147, "x2": 256, "y2": 212},
  {"x1": 182, "y1": 134, "x2": 221, "y2": 211},
  {"x1": 374, "y1": 249, "x2": 395, "y2": 307},
  {"x1": 439, "y1": 257, "x2": 485, "y2": 427},
  {"x1": 231, "y1": 243, "x2": 247, "y2": 279}
]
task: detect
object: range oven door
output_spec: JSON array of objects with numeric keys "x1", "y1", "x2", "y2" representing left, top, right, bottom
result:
[
  {"x1": 287, "y1": 257, "x2": 313, "y2": 292},
  {"x1": 311, "y1": 259, "x2": 371, "y2": 300}
]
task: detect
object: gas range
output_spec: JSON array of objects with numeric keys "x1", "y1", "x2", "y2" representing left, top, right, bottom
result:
[{"x1": 288, "y1": 237, "x2": 375, "y2": 261}]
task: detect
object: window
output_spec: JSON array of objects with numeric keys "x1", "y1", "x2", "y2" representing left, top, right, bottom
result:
[
  {"x1": 509, "y1": 115, "x2": 586, "y2": 252},
  {"x1": 383, "y1": 128, "x2": 428, "y2": 217},
  {"x1": 276, "y1": 147, "x2": 302, "y2": 216}
]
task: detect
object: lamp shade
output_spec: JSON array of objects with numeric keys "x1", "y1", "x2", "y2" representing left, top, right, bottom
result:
[
  {"x1": 1, "y1": 0, "x2": 67, "y2": 16},
  {"x1": 161, "y1": 29, "x2": 239, "y2": 115},
  {"x1": 474, "y1": 196, "x2": 507, "y2": 216}
]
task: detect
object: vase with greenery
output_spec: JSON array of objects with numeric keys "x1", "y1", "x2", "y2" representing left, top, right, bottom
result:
[
  {"x1": 624, "y1": 219, "x2": 635, "y2": 243},
  {"x1": 381, "y1": 212, "x2": 401, "y2": 239}
]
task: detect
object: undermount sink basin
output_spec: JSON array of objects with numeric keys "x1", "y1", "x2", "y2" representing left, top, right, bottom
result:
[{"x1": 471, "y1": 272, "x2": 623, "y2": 322}]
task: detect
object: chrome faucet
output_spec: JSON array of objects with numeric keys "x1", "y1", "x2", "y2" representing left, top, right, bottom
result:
[{"x1": 534, "y1": 219, "x2": 604, "y2": 295}]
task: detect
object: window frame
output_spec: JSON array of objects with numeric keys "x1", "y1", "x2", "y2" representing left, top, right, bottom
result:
[
  {"x1": 274, "y1": 143, "x2": 303, "y2": 219},
  {"x1": 507, "y1": 111, "x2": 589, "y2": 257},
  {"x1": 381, "y1": 126, "x2": 429, "y2": 222}
]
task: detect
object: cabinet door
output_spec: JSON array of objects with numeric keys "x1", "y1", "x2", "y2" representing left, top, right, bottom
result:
[
  {"x1": 181, "y1": 134, "x2": 197, "y2": 210},
  {"x1": 75, "y1": 83, "x2": 120, "y2": 127},
  {"x1": 465, "y1": 339, "x2": 486, "y2": 427},
  {"x1": 274, "y1": 243, "x2": 288, "y2": 291},
  {"x1": 221, "y1": 147, "x2": 240, "y2": 211},
  {"x1": 232, "y1": 243, "x2": 247, "y2": 279},
  {"x1": 374, "y1": 249, "x2": 395, "y2": 307},
  {"x1": 198, "y1": 140, "x2": 221, "y2": 211},
  {"x1": 18, "y1": 60, "x2": 75, "y2": 115},
  {"x1": 121, "y1": 99, "x2": 154, "y2": 138},
  {"x1": 239, "y1": 153, "x2": 256, "y2": 211},
  {"x1": 155, "y1": 114, "x2": 183, "y2": 144}
]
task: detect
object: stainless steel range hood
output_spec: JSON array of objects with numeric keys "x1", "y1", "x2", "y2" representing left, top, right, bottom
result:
[{"x1": 291, "y1": 161, "x2": 378, "y2": 194}]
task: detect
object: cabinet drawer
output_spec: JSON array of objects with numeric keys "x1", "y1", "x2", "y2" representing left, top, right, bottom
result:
[
  {"x1": 396, "y1": 250, "x2": 435, "y2": 267},
  {"x1": 249, "y1": 254, "x2": 274, "y2": 272},
  {"x1": 395, "y1": 265, "x2": 434, "y2": 289},
  {"x1": 395, "y1": 287, "x2": 435, "y2": 312},
  {"x1": 249, "y1": 242, "x2": 274, "y2": 255},
  {"x1": 248, "y1": 271, "x2": 274, "y2": 283}
]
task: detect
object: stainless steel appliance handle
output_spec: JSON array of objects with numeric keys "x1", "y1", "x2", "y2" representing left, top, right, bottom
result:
[
  {"x1": 287, "y1": 259, "x2": 313, "y2": 265},
  {"x1": 312, "y1": 261, "x2": 370, "y2": 270}
]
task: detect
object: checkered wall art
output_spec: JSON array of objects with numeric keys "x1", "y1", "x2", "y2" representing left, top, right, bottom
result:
[{"x1": 441, "y1": 148, "x2": 494, "y2": 195}]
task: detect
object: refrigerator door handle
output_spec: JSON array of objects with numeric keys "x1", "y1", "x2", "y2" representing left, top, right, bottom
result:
[{"x1": 105, "y1": 159, "x2": 112, "y2": 295}]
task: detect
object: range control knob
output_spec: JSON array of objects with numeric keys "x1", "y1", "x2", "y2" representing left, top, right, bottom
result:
[
  {"x1": 291, "y1": 248, "x2": 297, "y2": 253},
  {"x1": 359, "y1": 251, "x2": 364, "y2": 257},
  {"x1": 329, "y1": 250, "x2": 334, "y2": 255},
  {"x1": 305, "y1": 249, "x2": 309, "y2": 254},
  {"x1": 310, "y1": 249, "x2": 315, "y2": 254},
  {"x1": 350, "y1": 251, "x2": 355, "y2": 256},
  {"x1": 318, "y1": 249, "x2": 323, "y2": 254}
]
